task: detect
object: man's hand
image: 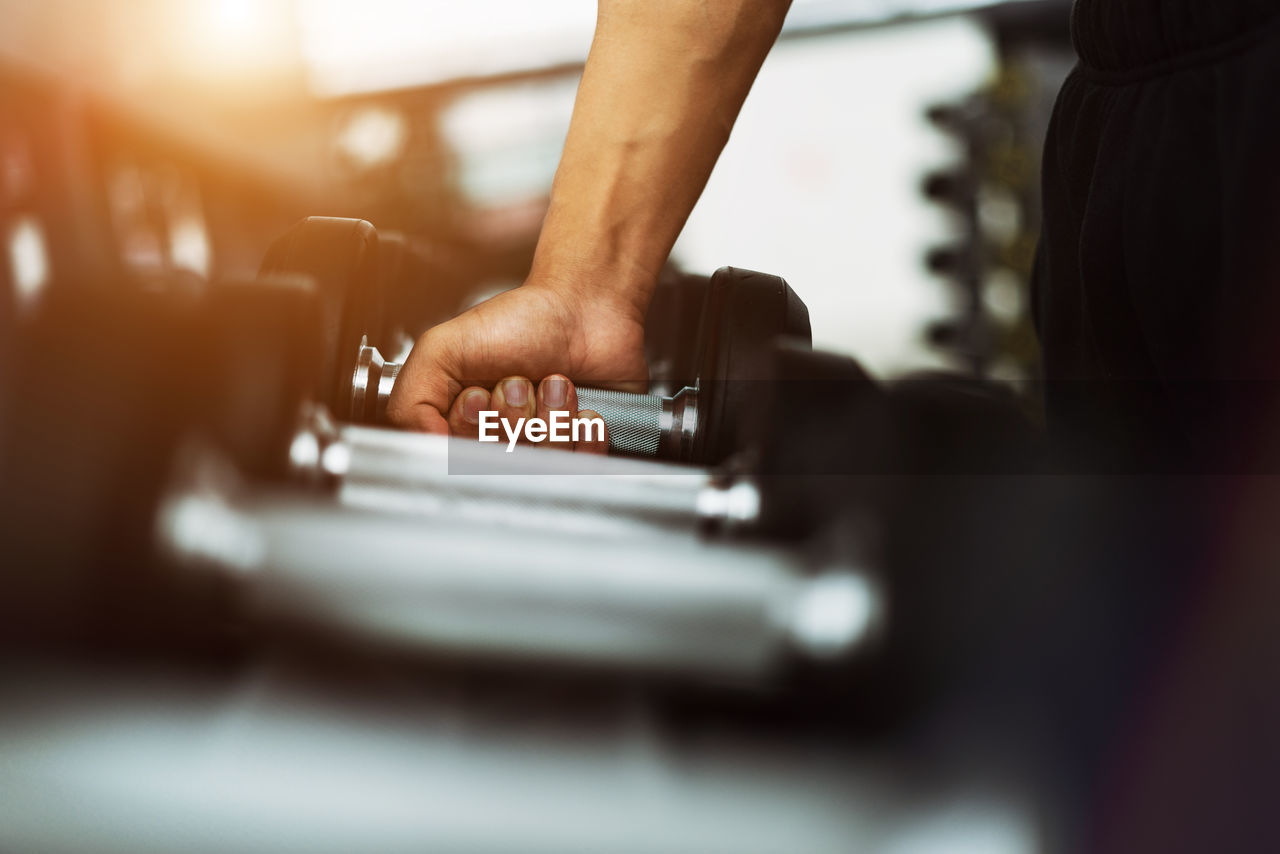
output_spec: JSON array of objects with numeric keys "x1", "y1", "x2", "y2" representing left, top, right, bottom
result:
[
  {"x1": 387, "y1": 0, "x2": 789, "y2": 443},
  {"x1": 385, "y1": 276, "x2": 647, "y2": 443}
]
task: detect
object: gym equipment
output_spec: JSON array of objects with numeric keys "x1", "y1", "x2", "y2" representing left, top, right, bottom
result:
[
  {"x1": 290, "y1": 408, "x2": 764, "y2": 535},
  {"x1": 263, "y1": 218, "x2": 811, "y2": 464},
  {"x1": 352, "y1": 337, "x2": 702, "y2": 460},
  {"x1": 643, "y1": 266, "x2": 712, "y2": 396},
  {"x1": 1, "y1": 282, "x2": 880, "y2": 680},
  {"x1": 375, "y1": 231, "x2": 472, "y2": 356},
  {"x1": 160, "y1": 442, "x2": 879, "y2": 677},
  {"x1": 197, "y1": 276, "x2": 325, "y2": 480},
  {"x1": 183, "y1": 275, "x2": 762, "y2": 537},
  {"x1": 353, "y1": 264, "x2": 809, "y2": 463},
  {"x1": 259, "y1": 217, "x2": 383, "y2": 418}
]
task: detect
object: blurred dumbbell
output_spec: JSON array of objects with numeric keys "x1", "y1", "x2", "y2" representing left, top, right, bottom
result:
[
  {"x1": 263, "y1": 218, "x2": 812, "y2": 464},
  {"x1": 259, "y1": 217, "x2": 381, "y2": 420}
]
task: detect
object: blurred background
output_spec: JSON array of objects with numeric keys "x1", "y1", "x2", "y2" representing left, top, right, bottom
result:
[
  {"x1": 0, "y1": 3, "x2": 1092, "y2": 852},
  {"x1": 0, "y1": 0, "x2": 1071, "y2": 380}
]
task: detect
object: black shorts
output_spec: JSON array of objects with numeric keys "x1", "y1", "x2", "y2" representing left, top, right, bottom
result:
[{"x1": 1033, "y1": 0, "x2": 1280, "y2": 470}]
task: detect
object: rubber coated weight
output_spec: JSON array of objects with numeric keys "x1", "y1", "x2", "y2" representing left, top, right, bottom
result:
[
  {"x1": 692, "y1": 267, "x2": 812, "y2": 464},
  {"x1": 198, "y1": 277, "x2": 324, "y2": 480},
  {"x1": 259, "y1": 217, "x2": 381, "y2": 417},
  {"x1": 0, "y1": 286, "x2": 211, "y2": 644},
  {"x1": 376, "y1": 232, "x2": 470, "y2": 349},
  {"x1": 643, "y1": 268, "x2": 710, "y2": 396}
]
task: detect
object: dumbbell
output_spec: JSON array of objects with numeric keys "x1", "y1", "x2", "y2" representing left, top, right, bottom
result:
[
  {"x1": 177, "y1": 274, "x2": 762, "y2": 534},
  {"x1": 349, "y1": 336, "x2": 705, "y2": 459},
  {"x1": 262, "y1": 217, "x2": 812, "y2": 464}
]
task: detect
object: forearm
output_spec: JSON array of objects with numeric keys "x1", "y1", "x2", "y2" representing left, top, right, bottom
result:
[{"x1": 529, "y1": 0, "x2": 791, "y2": 318}]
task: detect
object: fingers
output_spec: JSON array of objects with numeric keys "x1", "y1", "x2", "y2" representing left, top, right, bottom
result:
[
  {"x1": 574, "y1": 409, "x2": 609, "y2": 455},
  {"x1": 447, "y1": 386, "x2": 491, "y2": 439},
  {"x1": 539, "y1": 375, "x2": 606, "y2": 454},
  {"x1": 396, "y1": 347, "x2": 610, "y2": 456},
  {"x1": 536, "y1": 374, "x2": 577, "y2": 424},
  {"x1": 536, "y1": 374, "x2": 576, "y2": 453},
  {"x1": 492, "y1": 377, "x2": 536, "y2": 444}
]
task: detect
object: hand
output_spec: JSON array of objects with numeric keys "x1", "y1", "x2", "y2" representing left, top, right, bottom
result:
[
  {"x1": 385, "y1": 278, "x2": 649, "y2": 444},
  {"x1": 439, "y1": 373, "x2": 610, "y2": 454}
]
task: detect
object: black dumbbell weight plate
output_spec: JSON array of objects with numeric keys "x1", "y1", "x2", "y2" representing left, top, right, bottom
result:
[
  {"x1": 260, "y1": 217, "x2": 381, "y2": 419},
  {"x1": 692, "y1": 267, "x2": 812, "y2": 464},
  {"x1": 197, "y1": 277, "x2": 324, "y2": 480}
]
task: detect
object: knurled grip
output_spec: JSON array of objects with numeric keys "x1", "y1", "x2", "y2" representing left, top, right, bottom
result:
[{"x1": 575, "y1": 387, "x2": 664, "y2": 457}]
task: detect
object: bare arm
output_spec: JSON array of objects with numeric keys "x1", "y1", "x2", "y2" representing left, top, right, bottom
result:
[
  {"x1": 532, "y1": 0, "x2": 793, "y2": 316},
  {"x1": 387, "y1": 0, "x2": 791, "y2": 435}
]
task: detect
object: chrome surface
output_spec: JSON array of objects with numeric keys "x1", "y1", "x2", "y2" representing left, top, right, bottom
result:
[
  {"x1": 376, "y1": 360, "x2": 400, "y2": 423},
  {"x1": 291, "y1": 423, "x2": 760, "y2": 534},
  {"x1": 349, "y1": 337, "x2": 377, "y2": 422},
  {"x1": 158, "y1": 467, "x2": 872, "y2": 677},
  {"x1": 665, "y1": 386, "x2": 699, "y2": 460},
  {"x1": 576, "y1": 386, "x2": 665, "y2": 457}
]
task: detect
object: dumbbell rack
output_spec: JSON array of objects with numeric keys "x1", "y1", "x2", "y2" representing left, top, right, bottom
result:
[
  {"x1": 158, "y1": 409, "x2": 878, "y2": 680},
  {"x1": 0, "y1": 225, "x2": 1059, "y2": 854}
]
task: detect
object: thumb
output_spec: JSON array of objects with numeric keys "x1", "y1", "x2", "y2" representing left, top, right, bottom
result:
[{"x1": 385, "y1": 328, "x2": 456, "y2": 434}]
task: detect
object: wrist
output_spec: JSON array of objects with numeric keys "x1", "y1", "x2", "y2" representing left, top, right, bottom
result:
[{"x1": 526, "y1": 244, "x2": 656, "y2": 327}]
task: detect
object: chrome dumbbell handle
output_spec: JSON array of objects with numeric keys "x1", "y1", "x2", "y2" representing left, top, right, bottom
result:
[{"x1": 351, "y1": 340, "x2": 699, "y2": 460}]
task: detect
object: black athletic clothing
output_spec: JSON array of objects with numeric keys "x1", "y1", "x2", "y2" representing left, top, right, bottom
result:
[
  {"x1": 1031, "y1": 5, "x2": 1280, "y2": 850},
  {"x1": 1034, "y1": 0, "x2": 1280, "y2": 471}
]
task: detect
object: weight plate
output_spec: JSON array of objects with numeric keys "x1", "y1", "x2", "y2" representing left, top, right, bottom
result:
[
  {"x1": 692, "y1": 267, "x2": 812, "y2": 464},
  {"x1": 199, "y1": 276, "x2": 323, "y2": 479},
  {"x1": 260, "y1": 217, "x2": 380, "y2": 418}
]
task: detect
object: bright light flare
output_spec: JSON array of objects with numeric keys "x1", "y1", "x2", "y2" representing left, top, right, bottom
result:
[
  {"x1": 174, "y1": 0, "x2": 300, "y2": 83},
  {"x1": 210, "y1": 0, "x2": 257, "y2": 32},
  {"x1": 334, "y1": 107, "x2": 408, "y2": 170},
  {"x1": 8, "y1": 216, "x2": 50, "y2": 316}
]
